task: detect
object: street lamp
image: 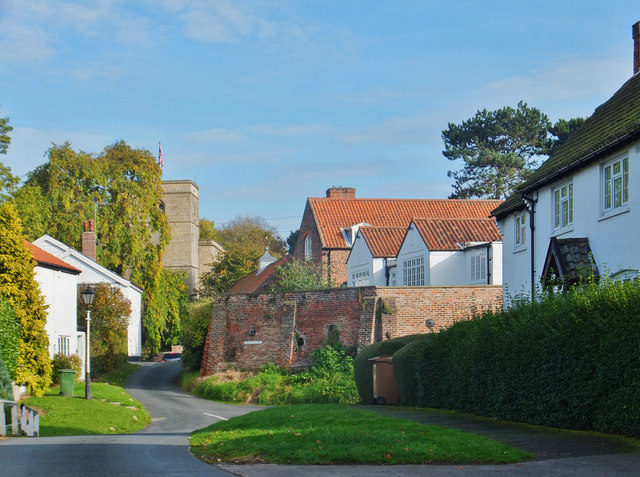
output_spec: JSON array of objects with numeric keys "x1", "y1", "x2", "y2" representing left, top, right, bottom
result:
[{"x1": 81, "y1": 285, "x2": 95, "y2": 400}]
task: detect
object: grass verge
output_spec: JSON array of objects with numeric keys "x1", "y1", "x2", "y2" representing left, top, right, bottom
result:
[
  {"x1": 21, "y1": 364, "x2": 150, "y2": 436},
  {"x1": 190, "y1": 404, "x2": 531, "y2": 465}
]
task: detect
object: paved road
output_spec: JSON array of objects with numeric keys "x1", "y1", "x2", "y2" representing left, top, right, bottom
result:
[
  {"x1": 0, "y1": 362, "x2": 259, "y2": 476},
  {"x1": 3, "y1": 363, "x2": 640, "y2": 476}
]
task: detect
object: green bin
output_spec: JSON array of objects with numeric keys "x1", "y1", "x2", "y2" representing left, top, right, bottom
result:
[{"x1": 59, "y1": 369, "x2": 76, "y2": 396}]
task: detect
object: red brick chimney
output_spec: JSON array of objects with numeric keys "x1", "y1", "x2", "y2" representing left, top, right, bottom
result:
[
  {"x1": 82, "y1": 220, "x2": 96, "y2": 261},
  {"x1": 325, "y1": 187, "x2": 356, "y2": 199},
  {"x1": 634, "y1": 21, "x2": 640, "y2": 75}
]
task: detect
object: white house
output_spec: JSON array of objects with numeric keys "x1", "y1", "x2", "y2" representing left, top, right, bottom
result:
[
  {"x1": 491, "y1": 24, "x2": 640, "y2": 303},
  {"x1": 33, "y1": 234, "x2": 143, "y2": 360},
  {"x1": 396, "y1": 218, "x2": 502, "y2": 286},
  {"x1": 347, "y1": 226, "x2": 406, "y2": 286},
  {"x1": 26, "y1": 242, "x2": 84, "y2": 368}
]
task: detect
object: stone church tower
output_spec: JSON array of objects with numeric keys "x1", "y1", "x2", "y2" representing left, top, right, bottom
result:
[
  {"x1": 161, "y1": 180, "x2": 200, "y2": 293},
  {"x1": 161, "y1": 180, "x2": 224, "y2": 294}
]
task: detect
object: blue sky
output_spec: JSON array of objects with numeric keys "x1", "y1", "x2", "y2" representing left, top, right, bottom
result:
[{"x1": 1, "y1": 1, "x2": 638, "y2": 238}]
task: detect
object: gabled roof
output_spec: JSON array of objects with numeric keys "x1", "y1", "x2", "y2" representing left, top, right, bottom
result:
[
  {"x1": 228, "y1": 255, "x2": 290, "y2": 294},
  {"x1": 412, "y1": 218, "x2": 502, "y2": 251},
  {"x1": 542, "y1": 237, "x2": 600, "y2": 284},
  {"x1": 493, "y1": 73, "x2": 640, "y2": 219},
  {"x1": 358, "y1": 226, "x2": 406, "y2": 258},
  {"x1": 308, "y1": 197, "x2": 503, "y2": 249},
  {"x1": 32, "y1": 235, "x2": 142, "y2": 293},
  {"x1": 26, "y1": 241, "x2": 82, "y2": 275}
]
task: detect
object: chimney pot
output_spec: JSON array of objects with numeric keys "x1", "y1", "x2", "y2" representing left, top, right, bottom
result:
[
  {"x1": 633, "y1": 21, "x2": 640, "y2": 75},
  {"x1": 82, "y1": 221, "x2": 97, "y2": 261}
]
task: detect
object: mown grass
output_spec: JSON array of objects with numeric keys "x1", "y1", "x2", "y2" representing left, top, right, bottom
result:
[
  {"x1": 21, "y1": 364, "x2": 149, "y2": 436},
  {"x1": 190, "y1": 404, "x2": 531, "y2": 465}
]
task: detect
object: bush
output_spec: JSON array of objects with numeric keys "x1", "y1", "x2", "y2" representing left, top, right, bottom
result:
[
  {"x1": 181, "y1": 298, "x2": 214, "y2": 371},
  {"x1": 0, "y1": 297, "x2": 19, "y2": 380},
  {"x1": 391, "y1": 335, "x2": 433, "y2": 405},
  {"x1": 0, "y1": 345, "x2": 13, "y2": 400},
  {"x1": 412, "y1": 280, "x2": 640, "y2": 437},
  {"x1": 51, "y1": 353, "x2": 83, "y2": 384},
  {"x1": 353, "y1": 334, "x2": 427, "y2": 404}
]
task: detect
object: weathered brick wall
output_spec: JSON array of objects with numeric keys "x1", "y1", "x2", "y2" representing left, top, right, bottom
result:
[{"x1": 201, "y1": 285, "x2": 502, "y2": 375}]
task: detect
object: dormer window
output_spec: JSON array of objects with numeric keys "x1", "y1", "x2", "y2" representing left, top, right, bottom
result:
[{"x1": 341, "y1": 222, "x2": 370, "y2": 247}]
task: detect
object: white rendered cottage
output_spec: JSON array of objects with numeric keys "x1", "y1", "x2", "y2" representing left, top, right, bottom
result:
[
  {"x1": 347, "y1": 226, "x2": 406, "y2": 286},
  {"x1": 26, "y1": 242, "x2": 84, "y2": 368},
  {"x1": 396, "y1": 218, "x2": 503, "y2": 286},
  {"x1": 33, "y1": 232, "x2": 143, "y2": 361},
  {"x1": 491, "y1": 23, "x2": 640, "y2": 303}
]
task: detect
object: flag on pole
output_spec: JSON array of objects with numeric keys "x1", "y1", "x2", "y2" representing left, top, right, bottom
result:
[{"x1": 158, "y1": 142, "x2": 163, "y2": 167}]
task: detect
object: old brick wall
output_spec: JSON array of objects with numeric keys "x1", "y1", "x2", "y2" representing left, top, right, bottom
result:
[{"x1": 201, "y1": 285, "x2": 502, "y2": 375}]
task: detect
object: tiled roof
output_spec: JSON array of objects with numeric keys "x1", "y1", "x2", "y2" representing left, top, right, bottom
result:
[
  {"x1": 493, "y1": 73, "x2": 640, "y2": 218},
  {"x1": 412, "y1": 218, "x2": 502, "y2": 251},
  {"x1": 359, "y1": 226, "x2": 406, "y2": 257},
  {"x1": 26, "y1": 241, "x2": 82, "y2": 274},
  {"x1": 309, "y1": 198, "x2": 503, "y2": 249},
  {"x1": 228, "y1": 256, "x2": 290, "y2": 294},
  {"x1": 542, "y1": 237, "x2": 600, "y2": 283}
]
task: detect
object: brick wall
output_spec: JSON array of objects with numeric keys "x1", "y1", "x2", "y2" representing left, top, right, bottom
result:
[{"x1": 201, "y1": 285, "x2": 502, "y2": 375}]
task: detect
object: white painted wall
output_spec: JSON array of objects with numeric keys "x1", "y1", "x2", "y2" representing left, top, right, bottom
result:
[
  {"x1": 499, "y1": 142, "x2": 640, "y2": 304},
  {"x1": 34, "y1": 266, "x2": 79, "y2": 359},
  {"x1": 347, "y1": 233, "x2": 373, "y2": 286},
  {"x1": 397, "y1": 226, "x2": 430, "y2": 285},
  {"x1": 429, "y1": 251, "x2": 464, "y2": 285},
  {"x1": 33, "y1": 235, "x2": 143, "y2": 359}
]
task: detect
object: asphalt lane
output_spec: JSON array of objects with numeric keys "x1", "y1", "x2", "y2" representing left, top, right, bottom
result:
[{"x1": 0, "y1": 362, "x2": 260, "y2": 476}]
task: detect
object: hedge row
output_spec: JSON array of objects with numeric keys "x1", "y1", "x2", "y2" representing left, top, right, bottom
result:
[{"x1": 411, "y1": 280, "x2": 640, "y2": 437}]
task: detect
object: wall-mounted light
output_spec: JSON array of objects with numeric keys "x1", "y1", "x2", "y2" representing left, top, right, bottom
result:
[{"x1": 425, "y1": 319, "x2": 435, "y2": 329}]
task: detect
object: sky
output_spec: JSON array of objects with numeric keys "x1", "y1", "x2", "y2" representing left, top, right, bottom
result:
[{"x1": 1, "y1": 1, "x2": 639, "y2": 239}]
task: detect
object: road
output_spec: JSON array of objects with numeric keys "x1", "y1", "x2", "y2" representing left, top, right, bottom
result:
[{"x1": 0, "y1": 362, "x2": 259, "y2": 476}]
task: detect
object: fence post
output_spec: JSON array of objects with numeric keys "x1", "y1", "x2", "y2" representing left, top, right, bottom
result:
[
  {"x1": 0, "y1": 402, "x2": 5, "y2": 437},
  {"x1": 11, "y1": 404, "x2": 18, "y2": 436}
]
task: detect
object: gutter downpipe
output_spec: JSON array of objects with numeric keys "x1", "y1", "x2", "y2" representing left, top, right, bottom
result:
[{"x1": 522, "y1": 192, "x2": 537, "y2": 300}]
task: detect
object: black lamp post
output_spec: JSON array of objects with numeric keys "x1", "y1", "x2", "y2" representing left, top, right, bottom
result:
[{"x1": 81, "y1": 285, "x2": 95, "y2": 400}]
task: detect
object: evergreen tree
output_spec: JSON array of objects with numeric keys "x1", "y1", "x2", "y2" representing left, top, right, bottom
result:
[{"x1": 0, "y1": 202, "x2": 51, "y2": 396}]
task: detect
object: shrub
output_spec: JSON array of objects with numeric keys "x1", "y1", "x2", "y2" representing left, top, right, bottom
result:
[
  {"x1": 181, "y1": 298, "x2": 214, "y2": 371},
  {"x1": 0, "y1": 297, "x2": 19, "y2": 379},
  {"x1": 0, "y1": 345, "x2": 13, "y2": 400},
  {"x1": 353, "y1": 334, "x2": 427, "y2": 404},
  {"x1": 50, "y1": 353, "x2": 83, "y2": 384},
  {"x1": 392, "y1": 335, "x2": 433, "y2": 405},
  {"x1": 412, "y1": 280, "x2": 640, "y2": 437}
]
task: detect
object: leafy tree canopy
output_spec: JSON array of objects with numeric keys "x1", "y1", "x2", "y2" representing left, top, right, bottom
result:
[
  {"x1": 286, "y1": 229, "x2": 299, "y2": 255},
  {"x1": 199, "y1": 218, "x2": 217, "y2": 240},
  {"x1": 216, "y1": 215, "x2": 286, "y2": 257},
  {"x1": 269, "y1": 258, "x2": 335, "y2": 293},
  {"x1": 548, "y1": 117, "x2": 587, "y2": 152},
  {"x1": 0, "y1": 108, "x2": 12, "y2": 155},
  {"x1": 443, "y1": 101, "x2": 551, "y2": 199}
]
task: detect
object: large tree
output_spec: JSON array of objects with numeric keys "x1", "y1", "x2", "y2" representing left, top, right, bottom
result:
[
  {"x1": 0, "y1": 202, "x2": 51, "y2": 396},
  {"x1": 443, "y1": 101, "x2": 551, "y2": 199},
  {"x1": 0, "y1": 108, "x2": 11, "y2": 155},
  {"x1": 198, "y1": 216, "x2": 286, "y2": 295},
  {"x1": 17, "y1": 141, "x2": 184, "y2": 355}
]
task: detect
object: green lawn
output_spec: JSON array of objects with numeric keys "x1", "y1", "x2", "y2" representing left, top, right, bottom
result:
[
  {"x1": 190, "y1": 404, "x2": 531, "y2": 465},
  {"x1": 21, "y1": 365, "x2": 150, "y2": 436}
]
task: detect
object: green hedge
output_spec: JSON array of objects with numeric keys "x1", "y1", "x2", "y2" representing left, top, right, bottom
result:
[
  {"x1": 353, "y1": 334, "x2": 427, "y2": 404},
  {"x1": 181, "y1": 298, "x2": 214, "y2": 371},
  {"x1": 414, "y1": 280, "x2": 640, "y2": 437},
  {"x1": 392, "y1": 335, "x2": 433, "y2": 405},
  {"x1": 0, "y1": 297, "x2": 19, "y2": 380}
]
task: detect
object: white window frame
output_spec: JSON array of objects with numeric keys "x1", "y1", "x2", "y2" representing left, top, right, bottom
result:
[
  {"x1": 514, "y1": 212, "x2": 527, "y2": 250},
  {"x1": 602, "y1": 156, "x2": 629, "y2": 217},
  {"x1": 402, "y1": 256, "x2": 425, "y2": 286},
  {"x1": 57, "y1": 335, "x2": 70, "y2": 356},
  {"x1": 304, "y1": 235, "x2": 312, "y2": 261},
  {"x1": 351, "y1": 270, "x2": 370, "y2": 287},
  {"x1": 470, "y1": 251, "x2": 487, "y2": 283},
  {"x1": 553, "y1": 181, "x2": 573, "y2": 232}
]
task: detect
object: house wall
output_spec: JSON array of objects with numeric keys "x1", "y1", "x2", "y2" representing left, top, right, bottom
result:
[
  {"x1": 347, "y1": 235, "x2": 372, "y2": 286},
  {"x1": 430, "y1": 251, "x2": 464, "y2": 285},
  {"x1": 500, "y1": 141, "x2": 640, "y2": 304},
  {"x1": 397, "y1": 226, "x2": 430, "y2": 285},
  {"x1": 34, "y1": 267, "x2": 80, "y2": 360},
  {"x1": 201, "y1": 285, "x2": 502, "y2": 374}
]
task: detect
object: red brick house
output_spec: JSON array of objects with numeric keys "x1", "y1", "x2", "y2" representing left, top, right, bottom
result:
[{"x1": 293, "y1": 187, "x2": 502, "y2": 284}]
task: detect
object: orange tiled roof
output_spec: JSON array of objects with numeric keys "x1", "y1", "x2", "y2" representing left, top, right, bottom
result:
[
  {"x1": 359, "y1": 226, "x2": 406, "y2": 258},
  {"x1": 412, "y1": 218, "x2": 502, "y2": 251},
  {"x1": 228, "y1": 256, "x2": 290, "y2": 294},
  {"x1": 308, "y1": 198, "x2": 503, "y2": 249},
  {"x1": 25, "y1": 241, "x2": 82, "y2": 274}
]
